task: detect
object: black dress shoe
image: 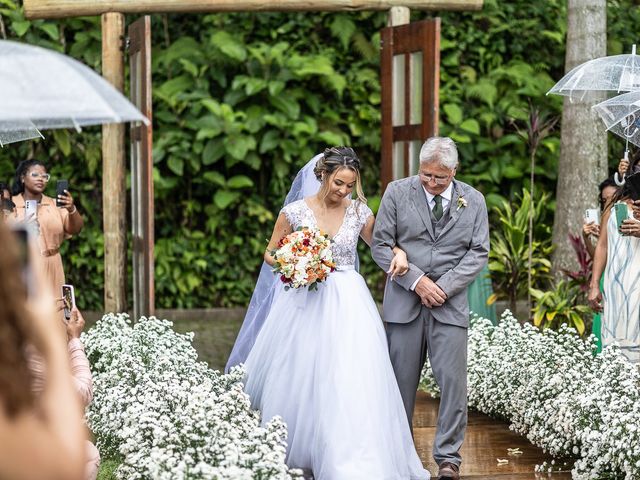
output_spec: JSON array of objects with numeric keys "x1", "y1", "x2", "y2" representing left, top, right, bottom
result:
[{"x1": 437, "y1": 461, "x2": 460, "y2": 480}]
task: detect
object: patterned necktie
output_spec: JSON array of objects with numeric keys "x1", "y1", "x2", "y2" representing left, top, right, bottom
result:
[{"x1": 432, "y1": 194, "x2": 443, "y2": 221}]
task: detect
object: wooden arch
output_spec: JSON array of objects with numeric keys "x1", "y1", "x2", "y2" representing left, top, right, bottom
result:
[{"x1": 23, "y1": 0, "x2": 483, "y2": 314}]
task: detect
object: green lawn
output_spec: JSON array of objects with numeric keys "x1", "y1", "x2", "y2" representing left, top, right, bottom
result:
[{"x1": 97, "y1": 459, "x2": 119, "y2": 480}]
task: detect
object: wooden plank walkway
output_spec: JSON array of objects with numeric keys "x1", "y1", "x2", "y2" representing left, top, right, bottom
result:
[{"x1": 413, "y1": 391, "x2": 572, "y2": 479}]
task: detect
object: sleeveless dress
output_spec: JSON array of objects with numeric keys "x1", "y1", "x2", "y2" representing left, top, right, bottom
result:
[
  {"x1": 602, "y1": 206, "x2": 640, "y2": 362},
  {"x1": 243, "y1": 199, "x2": 429, "y2": 480}
]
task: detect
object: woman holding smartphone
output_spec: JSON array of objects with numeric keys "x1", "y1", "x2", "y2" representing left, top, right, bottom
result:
[
  {"x1": 10, "y1": 160, "x2": 84, "y2": 295},
  {"x1": 588, "y1": 184, "x2": 640, "y2": 362}
]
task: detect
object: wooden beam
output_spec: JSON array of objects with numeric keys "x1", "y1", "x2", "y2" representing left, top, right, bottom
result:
[
  {"x1": 102, "y1": 12, "x2": 127, "y2": 313},
  {"x1": 24, "y1": 0, "x2": 482, "y2": 19}
]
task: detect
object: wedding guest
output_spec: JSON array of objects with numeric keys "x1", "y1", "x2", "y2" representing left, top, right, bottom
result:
[
  {"x1": 582, "y1": 178, "x2": 618, "y2": 260},
  {"x1": 11, "y1": 160, "x2": 84, "y2": 295},
  {"x1": 582, "y1": 178, "x2": 619, "y2": 353},
  {"x1": 589, "y1": 183, "x2": 640, "y2": 362},
  {"x1": 0, "y1": 222, "x2": 85, "y2": 480},
  {"x1": 0, "y1": 182, "x2": 13, "y2": 219},
  {"x1": 29, "y1": 306, "x2": 100, "y2": 480}
]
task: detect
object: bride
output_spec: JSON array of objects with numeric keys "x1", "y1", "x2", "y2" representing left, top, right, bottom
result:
[{"x1": 227, "y1": 147, "x2": 429, "y2": 480}]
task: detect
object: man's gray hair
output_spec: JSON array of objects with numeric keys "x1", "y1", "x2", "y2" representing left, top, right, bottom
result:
[{"x1": 419, "y1": 136, "x2": 458, "y2": 170}]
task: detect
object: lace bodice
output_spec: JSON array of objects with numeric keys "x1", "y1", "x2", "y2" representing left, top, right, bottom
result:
[{"x1": 281, "y1": 199, "x2": 373, "y2": 267}]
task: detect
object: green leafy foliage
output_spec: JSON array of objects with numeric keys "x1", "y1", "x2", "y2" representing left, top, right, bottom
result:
[
  {"x1": 1, "y1": 2, "x2": 639, "y2": 308},
  {"x1": 487, "y1": 189, "x2": 554, "y2": 312},
  {"x1": 531, "y1": 280, "x2": 591, "y2": 336}
]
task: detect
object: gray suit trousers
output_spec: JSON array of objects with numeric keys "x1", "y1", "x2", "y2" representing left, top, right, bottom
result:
[{"x1": 386, "y1": 307, "x2": 468, "y2": 467}]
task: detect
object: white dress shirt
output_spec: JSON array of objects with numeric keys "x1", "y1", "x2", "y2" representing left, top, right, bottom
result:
[
  {"x1": 423, "y1": 182, "x2": 453, "y2": 211},
  {"x1": 407, "y1": 182, "x2": 454, "y2": 291}
]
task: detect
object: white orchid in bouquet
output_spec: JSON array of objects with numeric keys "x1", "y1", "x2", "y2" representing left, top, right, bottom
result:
[
  {"x1": 271, "y1": 226, "x2": 335, "y2": 291},
  {"x1": 421, "y1": 311, "x2": 640, "y2": 479},
  {"x1": 83, "y1": 314, "x2": 300, "y2": 479}
]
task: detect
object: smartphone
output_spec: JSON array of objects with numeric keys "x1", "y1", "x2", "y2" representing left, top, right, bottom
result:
[
  {"x1": 61, "y1": 284, "x2": 76, "y2": 321},
  {"x1": 614, "y1": 202, "x2": 631, "y2": 231},
  {"x1": 24, "y1": 199, "x2": 37, "y2": 220},
  {"x1": 11, "y1": 225, "x2": 34, "y2": 298},
  {"x1": 584, "y1": 208, "x2": 600, "y2": 226},
  {"x1": 56, "y1": 179, "x2": 69, "y2": 207}
]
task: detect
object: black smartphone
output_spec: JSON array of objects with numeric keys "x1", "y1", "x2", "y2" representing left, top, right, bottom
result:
[
  {"x1": 56, "y1": 179, "x2": 69, "y2": 207},
  {"x1": 61, "y1": 284, "x2": 76, "y2": 321}
]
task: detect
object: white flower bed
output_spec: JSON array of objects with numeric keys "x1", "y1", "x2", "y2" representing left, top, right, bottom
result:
[
  {"x1": 420, "y1": 311, "x2": 640, "y2": 480},
  {"x1": 83, "y1": 314, "x2": 298, "y2": 480}
]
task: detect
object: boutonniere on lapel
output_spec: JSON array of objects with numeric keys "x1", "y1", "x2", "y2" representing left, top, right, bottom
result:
[{"x1": 456, "y1": 196, "x2": 468, "y2": 211}]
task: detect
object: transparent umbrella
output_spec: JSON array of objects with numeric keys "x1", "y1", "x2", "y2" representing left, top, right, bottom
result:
[
  {"x1": 548, "y1": 45, "x2": 640, "y2": 101},
  {"x1": 593, "y1": 91, "x2": 640, "y2": 148},
  {"x1": 0, "y1": 40, "x2": 148, "y2": 146}
]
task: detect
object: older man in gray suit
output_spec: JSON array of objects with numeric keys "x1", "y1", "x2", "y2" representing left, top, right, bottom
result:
[{"x1": 372, "y1": 136, "x2": 489, "y2": 480}]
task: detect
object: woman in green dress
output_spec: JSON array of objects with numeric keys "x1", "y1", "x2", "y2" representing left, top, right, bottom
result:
[{"x1": 582, "y1": 178, "x2": 619, "y2": 353}]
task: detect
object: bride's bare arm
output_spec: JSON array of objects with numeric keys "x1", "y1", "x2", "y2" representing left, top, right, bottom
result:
[
  {"x1": 359, "y1": 215, "x2": 375, "y2": 246},
  {"x1": 360, "y1": 216, "x2": 408, "y2": 278},
  {"x1": 263, "y1": 213, "x2": 293, "y2": 266}
]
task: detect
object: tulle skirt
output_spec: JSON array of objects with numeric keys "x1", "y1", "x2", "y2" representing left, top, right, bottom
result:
[{"x1": 244, "y1": 267, "x2": 429, "y2": 480}]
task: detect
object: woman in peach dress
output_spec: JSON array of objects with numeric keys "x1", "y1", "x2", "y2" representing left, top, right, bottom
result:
[{"x1": 11, "y1": 160, "x2": 84, "y2": 295}]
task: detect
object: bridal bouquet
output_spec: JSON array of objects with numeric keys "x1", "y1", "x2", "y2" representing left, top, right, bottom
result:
[{"x1": 272, "y1": 227, "x2": 335, "y2": 291}]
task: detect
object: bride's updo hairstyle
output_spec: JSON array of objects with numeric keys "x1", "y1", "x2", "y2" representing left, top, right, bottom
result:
[{"x1": 314, "y1": 146, "x2": 367, "y2": 205}]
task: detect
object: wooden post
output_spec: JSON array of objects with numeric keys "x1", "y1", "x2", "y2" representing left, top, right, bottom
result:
[
  {"x1": 102, "y1": 12, "x2": 127, "y2": 313},
  {"x1": 388, "y1": 5, "x2": 410, "y2": 26},
  {"x1": 129, "y1": 16, "x2": 155, "y2": 320},
  {"x1": 24, "y1": 0, "x2": 483, "y2": 18},
  {"x1": 380, "y1": 18, "x2": 440, "y2": 189}
]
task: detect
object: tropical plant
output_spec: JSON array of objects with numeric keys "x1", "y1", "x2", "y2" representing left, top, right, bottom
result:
[
  {"x1": 561, "y1": 232, "x2": 593, "y2": 291},
  {"x1": 488, "y1": 189, "x2": 554, "y2": 314},
  {"x1": 530, "y1": 280, "x2": 591, "y2": 335},
  {"x1": 512, "y1": 104, "x2": 558, "y2": 311}
]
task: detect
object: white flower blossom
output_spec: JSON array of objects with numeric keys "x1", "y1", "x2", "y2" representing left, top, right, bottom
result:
[
  {"x1": 420, "y1": 311, "x2": 640, "y2": 479},
  {"x1": 83, "y1": 314, "x2": 300, "y2": 479}
]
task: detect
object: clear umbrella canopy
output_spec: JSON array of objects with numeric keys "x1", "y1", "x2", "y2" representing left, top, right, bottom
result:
[
  {"x1": 0, "y1": 40, "x2": 148, "y2": 146},
  {"x1": 548, "y1": 45, "x2": 640, "y2": 101},
  {"x1": 593, "y1": 91, "x2": 640, "y2": 147}
]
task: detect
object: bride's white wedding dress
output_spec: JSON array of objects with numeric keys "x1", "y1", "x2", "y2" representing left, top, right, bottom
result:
[{"x1": 243, "y1": 199, "x2": 429, "y2": 480}]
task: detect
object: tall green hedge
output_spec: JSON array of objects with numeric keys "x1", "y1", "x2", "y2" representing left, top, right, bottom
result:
[{"x1": 1, "y1": 0, "x2": 638, "y2": 309}]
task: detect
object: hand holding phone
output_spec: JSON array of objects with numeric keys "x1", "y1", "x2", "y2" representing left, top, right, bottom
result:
[
  {"x1": 24, "y1": 199, "x2": 38, "y2": 220},
  {"x1": 584, "y1": 208, "x2": 600, "y2": 226},
  {"x1": 614, "y1": 202, "x2": 632, "y2": 233},
  {"x1": 64, "y1": 306, "x2": 85, "y2": 340},
  {"x1": 56, "y1": 180, "x2": 69, "y2": 208},
  {"x1": 61, "y1": 284, "x2": 76, "y2": 321}
]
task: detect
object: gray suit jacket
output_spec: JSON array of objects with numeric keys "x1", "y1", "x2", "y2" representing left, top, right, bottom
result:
[{"x1": 372, "y1": 176, "x2": 490, "y2": 328}]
